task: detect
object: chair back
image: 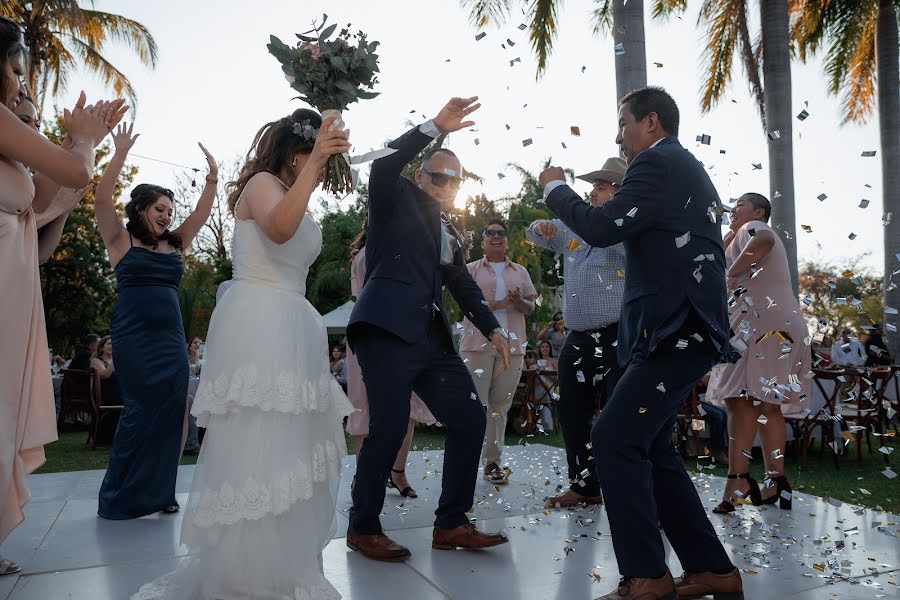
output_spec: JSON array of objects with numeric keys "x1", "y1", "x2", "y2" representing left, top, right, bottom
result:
[{"x1": 60, "y1": 368, "x2": 100, "y2": 418}]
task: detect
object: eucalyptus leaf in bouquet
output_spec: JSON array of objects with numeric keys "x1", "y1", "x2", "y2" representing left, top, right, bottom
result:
[{"x1": 268, "y1": 15, "x2": 382, "y2": 195}]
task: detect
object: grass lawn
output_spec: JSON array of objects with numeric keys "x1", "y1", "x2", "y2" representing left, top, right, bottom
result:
[{"x1": 37, "y1": 426, "x2": 898, "y2": 513}]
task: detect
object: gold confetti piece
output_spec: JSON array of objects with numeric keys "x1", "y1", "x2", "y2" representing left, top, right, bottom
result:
[
  {"x1": 842, "y1": 269, "x2": 855, "y2": 278},
  {"x1": 801, "y1": 224, "x2": 813, "y2": 233},
  {"x1": 812, "y1": 563, "x2": 825, "y2": 572},
  {"x1": 567, "y1": 238, "x2": 581, "y2": 251},
  {"x1": 616, "y1": 269, "x2": 625, "y2": 277},
  {"x1": 570, "y1": 126, "x2": 581, "y2": 136},
  {"x1": 638, "y1": 407, "x2": 648, "y2": 414}
]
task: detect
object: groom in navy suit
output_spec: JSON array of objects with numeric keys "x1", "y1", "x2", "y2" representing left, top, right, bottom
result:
[
  {"x1": 540, "y1": 87, "x2": 743, "y2": 600},
  {"x1": 347, "y1": 97, "x2": 511, "y2": 561}
]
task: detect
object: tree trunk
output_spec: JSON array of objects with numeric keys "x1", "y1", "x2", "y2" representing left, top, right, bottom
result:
[
  {"x1": 612, "y1": 0, "x2": 647, "y2": 101},
  {"x1": 878, "y1": 0, "x2": 900, "y2": 356},
  {"x1": 760, "y1": 0, "x2": 798, "y2": 295}
]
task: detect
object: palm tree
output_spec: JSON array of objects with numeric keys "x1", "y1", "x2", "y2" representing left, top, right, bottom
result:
[
  {"x1": 791, "y1": 0, "x2": 900, "y2": 353},
  {"x1": 1, "y1": 1, "x2": 158, "y2": 118},
  {"x1": 461, "y1": 0, "x2": 648, "y2": 97},
  {"x1": 660, "y1": 1, "x2": 798, "y2": 293}
]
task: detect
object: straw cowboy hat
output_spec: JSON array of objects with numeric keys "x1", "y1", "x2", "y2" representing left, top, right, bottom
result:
[{"x1": 576, "y1": 157, "x2": 627, "y2": 187}]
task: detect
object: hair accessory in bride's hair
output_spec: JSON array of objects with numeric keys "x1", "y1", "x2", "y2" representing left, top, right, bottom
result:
[{"x1": 292, "y1": 119, "x2": 318, "y2": 142}]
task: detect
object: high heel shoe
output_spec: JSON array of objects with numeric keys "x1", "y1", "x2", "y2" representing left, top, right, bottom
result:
[
  {"x1": 761, "y1": 474, "x2": 792, "y2": 510},
  {"x1": 713, "y1": 472, "x2": 762, "y2": 514},
  {"x1": 386, "y1": 468, "x2": 417, "y2": 498}
]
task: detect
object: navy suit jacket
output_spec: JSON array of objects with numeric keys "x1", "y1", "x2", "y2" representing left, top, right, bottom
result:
[
  {"x1": 546, "y1": 137, "x2": 732, "y2": 368},
  {"x1": 347, "y1": 126, "x2": 500, "y2": 349}
]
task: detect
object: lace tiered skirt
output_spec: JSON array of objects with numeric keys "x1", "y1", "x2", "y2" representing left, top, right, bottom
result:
[{"x1": 133, "y1": 280, "x2": 353, "y2": 600}]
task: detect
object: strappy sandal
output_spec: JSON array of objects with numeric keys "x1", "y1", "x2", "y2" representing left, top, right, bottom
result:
[
  {"x1": 713, "y1": 472, "x2": 762, "y2": 514},
  {"x1": 386, "y1": 468, "x2": 417, "y2": 498},
  {"x1": 0, "y1": 556, "x2": 21, "y2": 576}
]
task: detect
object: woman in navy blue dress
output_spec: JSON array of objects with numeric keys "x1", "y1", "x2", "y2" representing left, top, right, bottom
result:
[{"x1": 94, "y1": 122, "x2": 218, "y2": 518}]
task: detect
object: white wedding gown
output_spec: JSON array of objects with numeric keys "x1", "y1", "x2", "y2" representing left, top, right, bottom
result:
[{"x1": 133, "y1": 211, "x2": 353, "y2": 600}]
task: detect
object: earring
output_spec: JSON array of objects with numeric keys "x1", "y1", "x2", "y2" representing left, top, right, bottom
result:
[{"x1": 292, "y1": 157, "x2": 297, "y2": 167}]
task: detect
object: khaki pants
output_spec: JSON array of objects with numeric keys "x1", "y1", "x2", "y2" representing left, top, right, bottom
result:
[{"x1": 462, "y1": 349, "x2": 525, "y2": 466}]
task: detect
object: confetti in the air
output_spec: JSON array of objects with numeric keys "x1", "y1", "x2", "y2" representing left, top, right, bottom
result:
[
  {"x1": 475, "y1": 32, "x2": 487, "y2": 41},
  {"x1": 675, "y1": 232, "x2": 691, "y2": 248}
]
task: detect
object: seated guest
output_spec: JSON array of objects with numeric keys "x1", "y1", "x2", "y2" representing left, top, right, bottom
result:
[
  {"x1": 537, "y1": 312, "x2": 567, "y2": 359},
  {"x1": 864, "y1": 325, "x2": 892, "y2": 366},
  {"x1": 90, "y1": 335, "x2": 121, "y2": 407},
  {"x1": 69, "y1": 333, "x2": 100, "y2": 370},
  {"x1": 187, "y1": 337, "x2": 203, "y2": 377},
  {"x1": 831, "y1": 328, "x2": 866, "y2": 368},
  {"x1": 535, "y1": 340, "x2": 558, "y2": 371},
  {"x1": 330, "y1": 346, "x2": 346, "y2": 392}
]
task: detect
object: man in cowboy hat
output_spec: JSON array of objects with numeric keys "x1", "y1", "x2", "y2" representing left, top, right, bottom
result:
[{"x1": 525, "y1": 156, "x2": 627, "y2": 508}]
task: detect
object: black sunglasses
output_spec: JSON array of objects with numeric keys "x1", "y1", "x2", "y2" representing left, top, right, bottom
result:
[
  {"x1": 422, "y1": 169, "x2": 463, "y2": 189},
  {"x1": 483, "y1": 229, "x2": 508, "y2": 238}
]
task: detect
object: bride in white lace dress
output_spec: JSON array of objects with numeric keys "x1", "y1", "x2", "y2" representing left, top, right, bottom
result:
[{"x1": 133, "y1": 110, "x2": 353, "y2": 600}]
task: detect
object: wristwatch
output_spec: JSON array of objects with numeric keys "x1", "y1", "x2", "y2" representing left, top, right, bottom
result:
[{"x1": 491, "y1": 327, "x2": 509, "y2": 340}]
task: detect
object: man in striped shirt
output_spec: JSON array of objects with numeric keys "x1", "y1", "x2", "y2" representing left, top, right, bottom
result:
[{"x1": 525, "y1": 157, "x2": 626, "y2": 508}]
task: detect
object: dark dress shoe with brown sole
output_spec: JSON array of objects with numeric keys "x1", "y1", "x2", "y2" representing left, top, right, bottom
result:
[
  {"x1": 346, "y1": 530, "x2": 411, "y2": 562},
  {"x1": 545, "y1": 488, "x2": 603, "y2": 508},
  {"x1": 675, "y1": 569, "x2": 744, "y2": 599},
  {"x1": 594, "y1": 570, "x2": 676, "y2": 599},
  {"x1": 432, "y1": 523, "x2": 508, "y2": 550}
]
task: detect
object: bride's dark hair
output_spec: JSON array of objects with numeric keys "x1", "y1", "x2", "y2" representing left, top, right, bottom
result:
[
  {"x1": 226, "y1": 108, "x2": 321, "y2": 213},
  {"x1": 125, "y1": 184, "x2": 183, "y2": 250}
]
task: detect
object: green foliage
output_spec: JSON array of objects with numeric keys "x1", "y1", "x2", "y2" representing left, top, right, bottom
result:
[
  {"x1": 307, "y1": 207, "x2": 365, "y2": 315},
  {"x1": 799, "y1": 258, "x2": 884, "y2": 344},
  {"x1": 40, "y1": 115, "x2": 136, "y2": 356},
  {"x1": 178, "y1": 257, "x2": 218, "y2": 341}
]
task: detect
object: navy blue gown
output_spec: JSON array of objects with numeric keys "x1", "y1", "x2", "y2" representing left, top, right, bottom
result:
[{"x1": 98, "y1": 245, "x2": 188, "y2": 519}]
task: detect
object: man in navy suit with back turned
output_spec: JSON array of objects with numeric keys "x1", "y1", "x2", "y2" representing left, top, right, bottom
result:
[
  {"x1": 540, "y1": 87, "x2": 743, "y2": 600},
  {"x1": 346, "y1": 97, "x2": 511, "y2": 562}
]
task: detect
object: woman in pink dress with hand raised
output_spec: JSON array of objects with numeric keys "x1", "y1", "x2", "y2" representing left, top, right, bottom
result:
[{"x1": 706, "y1": 192, "x2": 811, "y2": 514}]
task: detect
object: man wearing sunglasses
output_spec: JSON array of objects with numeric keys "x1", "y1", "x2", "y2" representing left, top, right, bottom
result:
[
  {"x1": 347, "y1": 97, "x2": 511, "y2": 563},
  {"x1": 461, "y1": 219, "x2": 538, "y2": 485}
]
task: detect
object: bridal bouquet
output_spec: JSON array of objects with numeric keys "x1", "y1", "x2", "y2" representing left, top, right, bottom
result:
[{"x1": 268, "y1": 16, "x2": 381, "y2": 194}]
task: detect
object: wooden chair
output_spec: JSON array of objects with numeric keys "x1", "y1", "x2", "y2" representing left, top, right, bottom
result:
[
  {"x1": 529, "y1": 369, "x2": 559, "y2": 433},
  {"x1": 509, "y1": 369, "x2": 558, "y2": 435},
  {"x1": 89, "y1": 377, "x2": 124, "y2": 450},
  {"x1": 58, "y1": 368, "x2": 99, "y2": 434},
  {"x1": 675, "y1": 382, "x2": 705, "y2": 457},
  {"x1": 843, "y1": 367, "x2": 893, "y2": 465},
  {"x1": 785, "y1": 368, "x2": 844, "y2": 468}
]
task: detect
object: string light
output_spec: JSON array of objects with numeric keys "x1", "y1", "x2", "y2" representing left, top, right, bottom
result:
[{"x1": 129, "y1": 152, "x2": 201, "y2": 187}]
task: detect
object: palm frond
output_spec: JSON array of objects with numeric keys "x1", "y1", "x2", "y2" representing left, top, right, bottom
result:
[
  {"x1": 697, "y1": 0, "x2": 744, "y2": 114},
  {"x1": 462, "y1": 0, "x2": 512, "y2": 28},
  {"x1": 63, "y1": 36, "x2": 139, "y2": 107},
  {"x1": 54, "y1": 9, "x2": 158, "y2": 69},
  {"x1": 529, "y1": 0, "x2": 560, "y2": 78},
  {"x1": 44, "y1": 35, "x2": 74, "y2": 99},
  {"x1": 651, "y1": 0, "x2": 688, "y2": 21},
  {"x1": 591, "y1": 0, "x2": 614, "y2": 34},
  {"x1": 737, "y1": 4, "x2": 765, "y2": 125},
  {"x1": 838, "y1": 11, "x2": 877, "y2": 124}
]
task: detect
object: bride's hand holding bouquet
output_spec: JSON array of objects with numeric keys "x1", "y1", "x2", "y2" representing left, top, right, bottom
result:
[{"x1": 306, "y1": 115, "x2": 351, "y2": 182}]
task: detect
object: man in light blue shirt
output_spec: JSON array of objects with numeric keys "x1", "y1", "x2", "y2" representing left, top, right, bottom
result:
[{"x1": 526, "y1": 157, "x2": 626, "y2": 508}]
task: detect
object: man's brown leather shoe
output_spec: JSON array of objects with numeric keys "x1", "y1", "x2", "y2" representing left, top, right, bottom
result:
[
  {"x1": 432, "y1": 523, "x2": 508, "y2": 550},
  {"x1": 545, "y1": 488, "x2": 603, "y2": 508},
  {"x1": 346, "y1": 530, "x2": 410, "y2": 562},
  {"x1": 675, "y1": 569, "x2": 744, "y2": 599},
  {"x1": 594, "y1": 570, "x2": 676, "y2": 600}
]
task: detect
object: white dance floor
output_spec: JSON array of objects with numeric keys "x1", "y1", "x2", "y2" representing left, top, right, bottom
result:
[{"x1": 2, "y1": 444, "x2": 898, "y2": 599}]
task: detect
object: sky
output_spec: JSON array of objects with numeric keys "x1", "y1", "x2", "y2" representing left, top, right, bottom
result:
[{"x1": 50, "y1": 0, "x2": 883, "y2": 273}]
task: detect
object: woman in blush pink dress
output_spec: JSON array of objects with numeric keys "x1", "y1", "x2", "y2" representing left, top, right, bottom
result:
[
  {"x1": 346, "y1": 219, "x2": 436, "y2": 498},
  {"x1": 0, "y1": 17, "x2": 126, "y2": 575},
  {"x1": 705, "y1": 192, "x2": 811, "y2": 514}
]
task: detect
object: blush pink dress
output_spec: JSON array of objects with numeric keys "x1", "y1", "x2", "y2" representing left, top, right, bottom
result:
[
  {"x1": 0, "y1": 160, "x2": 58, "y2": 543},
  {"x1": 345, "y1": 247, "x2": 436, "y2": 435},
  {"x1": 706, "y1": 220, "x2": 811, "y2": 410}
]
